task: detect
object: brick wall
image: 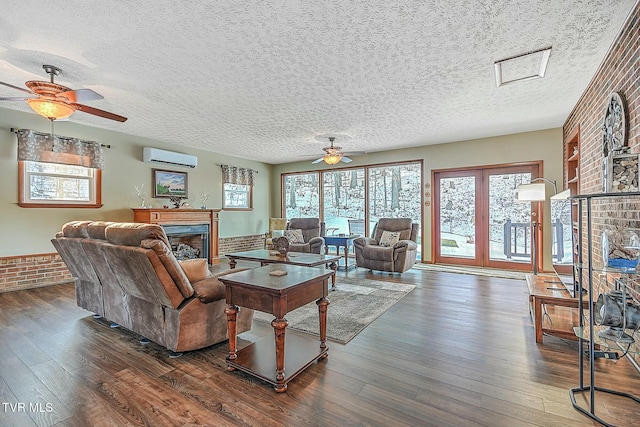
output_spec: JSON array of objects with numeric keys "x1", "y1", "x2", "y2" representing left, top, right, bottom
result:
[
  {"x1": 0, "y1": 253, "x2": 74, "y2": 293},
  {"x1": 563, "y1": 3, "x2": 640, "y2": 364},
  {"x1": 217, "y1": 234, "x2": 266, "y2": 258}
]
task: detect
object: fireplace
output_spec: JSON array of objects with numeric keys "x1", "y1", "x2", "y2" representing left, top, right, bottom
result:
[
  {"x1": 132, "y1": 208, "x2": 220, "y2": 264},
  {"x1": 162, "y1": 224, "x2": 209, "y2": 261}
]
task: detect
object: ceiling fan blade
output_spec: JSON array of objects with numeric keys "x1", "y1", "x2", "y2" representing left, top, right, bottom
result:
[
  {"x1": 0, "y1": 81, "x2": 34, "y2": 95},
  {"x1": 59, "y1": 88, "x2": 104, "y2": 103},
  {"x1": 72, "y1": 103, "x2": 128, "y2": 122},
  {"x1": 0, "y1": 96, "x2": 31, "y2": 101},
  {"x1": 311, "y1": 157, "x2": 325, "y2": 164},
  {"x1": 341, "y1": 156, "x2": 353, "y2": 163}
]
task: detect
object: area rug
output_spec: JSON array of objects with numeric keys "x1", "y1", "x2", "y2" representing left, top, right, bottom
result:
[
  {"x1": 412, "y1": 263, "x2": 526, "y2": 280},
  {"x1": 252, "y1": 277, "x2": 415, "y2": 344}
]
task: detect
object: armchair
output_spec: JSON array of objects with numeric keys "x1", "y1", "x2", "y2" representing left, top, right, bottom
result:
[
  {"x1": 353, "y1": 218, "x2": 419, "y2": 273},
  {"x1": 285, "y1": 217, "x2": 325, "y2": 254}
]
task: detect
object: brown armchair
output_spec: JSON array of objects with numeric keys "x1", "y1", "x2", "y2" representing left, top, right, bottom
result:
[
  {"x1": 285, "y1": 218, "x2": 325, "y2": 254},
  {"x1": 353, "y1": 218, "x2": 419, "y2": 273}
]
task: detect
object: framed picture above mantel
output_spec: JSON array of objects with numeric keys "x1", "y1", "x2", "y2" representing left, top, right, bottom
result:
[{"x1": 152, "y1": 169, "x2": 188, "y2": 198}]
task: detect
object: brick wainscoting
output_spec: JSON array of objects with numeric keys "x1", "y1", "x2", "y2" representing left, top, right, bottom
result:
[
  {"x1": 217, "y1": 234, "x2": 266, "y2": 258},
  {"x1": 0, "y1": 253, "x2": 74, "y2": 293},
  {"x1": 1, "y1": 235, "x2": 266, "y2": 292}
]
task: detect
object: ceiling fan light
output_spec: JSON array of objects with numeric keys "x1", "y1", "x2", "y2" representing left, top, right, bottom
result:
[
  {"x1": 27, "y1": 98, "x2": 76, "y2": 120},
  {"x1": 323, "y1": 153, "x2": 342, "y2": 165}
]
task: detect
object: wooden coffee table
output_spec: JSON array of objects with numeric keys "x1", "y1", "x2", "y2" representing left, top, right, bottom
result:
[
  {"x1": 226, "y1": 249, "x2": 340, "y2": 290},
  {"x1": 220, "y1": 263, "x2": 333, "y2": 392}
]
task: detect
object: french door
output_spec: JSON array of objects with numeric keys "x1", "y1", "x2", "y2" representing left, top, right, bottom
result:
[{"x1": 433, "y1": 163, "x2": 541, "y2": 270}]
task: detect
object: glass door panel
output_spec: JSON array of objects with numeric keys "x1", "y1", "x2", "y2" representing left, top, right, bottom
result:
[
  {"x1": 284, "y1": 172, "x2": 320, "y2": 219},
  {"x1": 435, "y1": 163, "x2": 540, "y2": 270},
  {"x1": 438, "y1": 176, "x2": 476, "y2": 259},
  {"x1": 322, "y1": 169, "x2": 365, "y2": 235},
  {"x1": 488, "y1": 172, "x2": 532, "y2": 263}
]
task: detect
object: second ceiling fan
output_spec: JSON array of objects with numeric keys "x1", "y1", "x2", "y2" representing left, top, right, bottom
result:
[{"x1": 311, "y1": 135, "x2": 365, "y2": 165}]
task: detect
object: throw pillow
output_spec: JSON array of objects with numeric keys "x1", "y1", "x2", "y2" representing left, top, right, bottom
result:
[
  {"x1": 272, "y1": 229, "x2": 285, "y2": 237},
  {"x1": 284, "y1": 229, "x2": 305, "y2": 243},
  {"x1": 379, "y1": 230, "x2": 401, "y2": 247},
  {"x1": 178, "y1": 258, "x2": 212, "y2": 283}
]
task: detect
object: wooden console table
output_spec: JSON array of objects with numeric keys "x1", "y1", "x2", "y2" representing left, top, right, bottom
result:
[
  {"x1": 526, "y1": 273, "x2": 589, "y2": 343},
  {"x1": 132, "y1": 208, "x2": 220, "y2": 263},
  {"x1": 220, "y1": 263, "x2": 333, "y2": 392}
]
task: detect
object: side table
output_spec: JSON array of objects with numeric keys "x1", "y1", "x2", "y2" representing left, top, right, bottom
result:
[
  {"x1": 324, "y1": 234, "x2": 359, "y2": 270},
  {"x1": 220, "y1": 263, "x2": 333, "y2": 392}
]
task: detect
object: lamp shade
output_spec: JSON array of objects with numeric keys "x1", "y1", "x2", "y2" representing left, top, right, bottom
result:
[
  {"x1": 27, "y1": 98, "x2": 76, "y2": 120},
  {"x1": 550, "y1": 189, "x2": 571, "y2": 200},
  {"x1": 516, "y1": 183, "x2": 546, "y2": 201}
]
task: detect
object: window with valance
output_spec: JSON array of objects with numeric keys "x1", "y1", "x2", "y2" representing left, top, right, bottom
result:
[
  {"x1": 221, "y1": 165, "x2": 256, "y2": 210},
  {"x1": 15, "y1": 129, "x2": 104, "y2": 208}
]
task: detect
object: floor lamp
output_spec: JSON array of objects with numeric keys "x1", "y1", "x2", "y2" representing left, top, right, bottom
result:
[{"x1": 516, "y1": 179, "x2": 557, "y2": 275}]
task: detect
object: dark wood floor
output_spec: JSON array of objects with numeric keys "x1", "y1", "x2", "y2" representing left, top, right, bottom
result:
[{"x1": 1, "y1": 264, "x2": 639, "y2": 427}]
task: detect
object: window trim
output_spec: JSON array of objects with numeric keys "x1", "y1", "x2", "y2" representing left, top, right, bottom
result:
[
  {"x1": 18, "y1": 161, "x2": 103, "y2": 208},
  {"x1": 222, "y1": 182, "x2": 253, "y2": 211}
]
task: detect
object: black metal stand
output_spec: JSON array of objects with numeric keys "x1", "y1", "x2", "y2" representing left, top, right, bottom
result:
[{"x1": 569, "y1": 192, "x2": 640, "y2": 426}]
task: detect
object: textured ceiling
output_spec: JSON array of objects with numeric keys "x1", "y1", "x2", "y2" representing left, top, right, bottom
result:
[{"x1": 0, "y1": 1, "x2": 636, "y2": 164}]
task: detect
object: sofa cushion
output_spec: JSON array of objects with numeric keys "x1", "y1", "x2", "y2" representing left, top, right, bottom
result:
[
  {"x1": 192, "y1": 277, "x2": 225, "y2": 303},
  {"x1": 62, "y1": 221, "x2": 93, "y2": 238},
  {"x1": 86, "y1": 221, "x2": 116, "y2": 240},
  {"x1": 141, "y1": 239, "x2": 194, "y2": 298},
  {"x1": 105, "y1": 223, "x2": 170, "y2": 247},
  {"x1": 178, "y1": 258, "x2": 212, "y2": 283}
]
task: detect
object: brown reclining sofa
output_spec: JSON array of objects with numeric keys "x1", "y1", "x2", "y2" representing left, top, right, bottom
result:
[{"x1": 52, "y1": 220, "x2": 253, "y2": 355}]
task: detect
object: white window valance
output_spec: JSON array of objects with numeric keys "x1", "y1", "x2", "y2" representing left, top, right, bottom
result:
[
  {"x1": 16, "y1": 129, "x2": 105, "y2": 170},
  {"x1": 221, "y1": 165, "x2": 256, "y2": 186}
]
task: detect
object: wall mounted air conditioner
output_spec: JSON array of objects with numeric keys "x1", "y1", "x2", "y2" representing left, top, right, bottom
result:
[{"x1": 143, "y1": 147, "x2": 198, "y2": 168}]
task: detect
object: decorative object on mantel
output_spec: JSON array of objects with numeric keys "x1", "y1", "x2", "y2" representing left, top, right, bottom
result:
[
  {"x1": 273, "y1": 236, "x2": 290, "y2": 255},
  {"x1": 168, "y1": 195, "x2": 187, "y2": 209},
  {"x1": 199, "y1": 192, "x2": 210, "y2": 209},
  {"x1": 601, "y1": 91, "x2": 638, "y2": 192},
  {"x1": 134, "y1": 184, "x2": 147, "y2": 208}
]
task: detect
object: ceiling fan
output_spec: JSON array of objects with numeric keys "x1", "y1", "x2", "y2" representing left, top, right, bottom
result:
[
  {"x1": 311, "y1": 135, "x2": 365, "y2": 165},
  {"x1": 0, "y1": 64, "x2": 127, "y2": 122}
]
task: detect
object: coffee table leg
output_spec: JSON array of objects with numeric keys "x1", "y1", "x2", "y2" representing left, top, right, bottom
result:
[
  {"x1": 271, "y1": 317, "x2": 288, "y2": 392},
  {"x1": 343, "y1": 245, "x2": 349, "y2": 270},
  {"x1": 225, "y1": 304, "x2": 239, "y2": 370},
  {"x1": 329, "y1": 261, "x2": 337, "y2": 290},
  {"x1": 317, "y1": 296, "x2": 329, "y2": 357}
]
